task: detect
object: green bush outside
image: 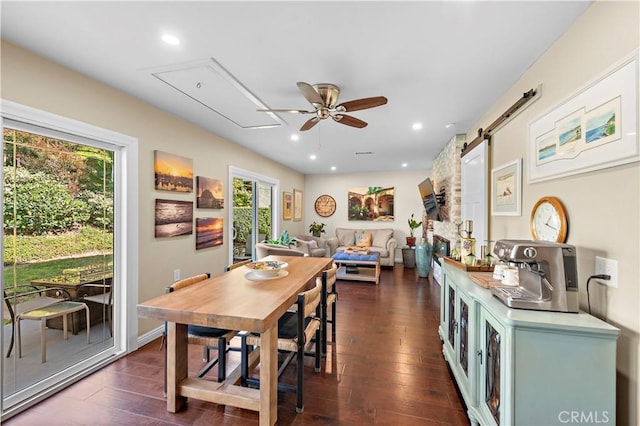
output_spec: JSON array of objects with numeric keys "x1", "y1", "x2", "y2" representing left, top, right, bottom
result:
[{"x1": 234, "y1": 206, "x2": 272, "y2": 242}]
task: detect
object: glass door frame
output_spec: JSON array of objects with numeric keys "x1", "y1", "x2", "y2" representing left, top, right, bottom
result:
[
  {"x1": 0, "y1": 100, "x2": 139, "y2": 419},
  {"x1": 228, "y1": 166, "x2": 279, "y2": 263}
]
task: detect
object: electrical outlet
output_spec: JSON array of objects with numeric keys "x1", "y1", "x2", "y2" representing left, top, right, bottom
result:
[
  {"x1": 595, "y1": 256, "x2": 618, "y2": 288},
  {"x1": 173, "y1": 269, "x2": 181, "y2": 282}
]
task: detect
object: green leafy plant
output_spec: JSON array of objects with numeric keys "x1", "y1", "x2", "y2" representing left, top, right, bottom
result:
[
  {"x1": 265, "y1": 230, "x2": 297, "y2": 247},
  {"x1": 308, "y1": 221, "x2": 326, "y2": 237},
  {"x1": 407, "y1": 213, "x2": 423, "y2": 237}
]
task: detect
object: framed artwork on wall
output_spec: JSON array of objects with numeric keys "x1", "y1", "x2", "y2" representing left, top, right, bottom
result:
[
  {"x1": 154, "y1": 199, "x2": 193, "y2": 237},
  {"x1": 528, "y1": 52, "x2": 638, "y2": 183},
  {"x1": 196, "y1": 176, "x2": 224, "y2": 209},
  {"x1": 195, "y1": 217, "x2": 223, "y2": 250},
  {"x1": 154, "y1": 150, "x2": 193, "y2": 192},
  {"x1": 347, "y1": 186, "x2": 394, "y2": 221},
  {"x1": 293, "y1": 189, "x2": 303, "y2": 221},
  {"x1": 283, "y1": 191, "x2": 293, "y2": 220},
  {"x1": 491, "y1": 158, "x2": 522, "y2": 216}
]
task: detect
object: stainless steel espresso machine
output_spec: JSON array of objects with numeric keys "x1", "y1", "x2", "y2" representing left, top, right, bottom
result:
[{"x1": 490, "y1": 239, "x2": 579, "y2": 313}]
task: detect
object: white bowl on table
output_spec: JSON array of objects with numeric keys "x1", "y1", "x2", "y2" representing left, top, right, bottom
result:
[{"x1": 245, "y1": 260, "x2": 288, "y2": 278}]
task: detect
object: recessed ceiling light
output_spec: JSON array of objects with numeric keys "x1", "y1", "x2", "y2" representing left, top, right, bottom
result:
[
  {"x1": 445, "y1": 123, "x2": 455, "y2": 129},
  {"x1": 309, "y1": 154, "x2": 317, "y2": 160},
  {"x1": 412, "y1": 123, "x2": 422, "y2": 130},
  {"x1": 161, "y1": 34, "x2": 180, "y2": 46},
  {"x1": 330, "y1": 166, "x2": 337, "y2": 171},
  {"x1": 290, "y1": 134, "x2": 299, "y2": 141},
  {"x1": 402, "y1": 163, "x2": 408, "y2": 168}
]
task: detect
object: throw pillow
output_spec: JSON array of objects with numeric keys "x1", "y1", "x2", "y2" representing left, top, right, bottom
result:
[
  {"x1": 372, "y1": 229, "x2": 393, "y2": 248},
  {"x1": 307, "y1": 240, "x2": 318, "y2": 249},
  {"x1": 356, "y1": 232, "x2": 372, "y2": 247},
  {"x1": 354, "y1": 230, "x2": 365, "y2": 245},
  {"x1": 336, "y1": 228, "x2": 355, "y2": 247}
]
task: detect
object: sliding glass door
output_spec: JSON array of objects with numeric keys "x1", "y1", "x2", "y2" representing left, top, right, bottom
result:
[
  {"x1": 1, "y1": 102, "x2": 136, "y2": 419},
  {"x1": 229, "y1": 167, "x2": 277, "y2": 265}
]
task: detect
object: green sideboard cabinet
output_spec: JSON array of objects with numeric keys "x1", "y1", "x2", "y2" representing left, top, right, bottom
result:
[{"x1": 439, "y1": 263, "x2": 619, "y2": 426}]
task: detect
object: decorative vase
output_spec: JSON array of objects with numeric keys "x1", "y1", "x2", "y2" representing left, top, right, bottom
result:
[{"x1": 415, "y1": 239, "x2": 433, "y2": 278}]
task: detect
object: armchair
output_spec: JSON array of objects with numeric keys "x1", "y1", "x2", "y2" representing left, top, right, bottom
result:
[{"x1": 293, "y1": 235, "x2": 329, "y2": 257}]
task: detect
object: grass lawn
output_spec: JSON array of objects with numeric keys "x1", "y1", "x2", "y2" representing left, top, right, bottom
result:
[{"x1": 4, "y1": 254, "x2": 114, "y2": 288}]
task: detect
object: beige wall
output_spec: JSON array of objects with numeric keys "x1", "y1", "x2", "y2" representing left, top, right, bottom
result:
[
  {"x1": 304, "y1": 169, "x2": 429, "y2": 262},
  {"x1": 466, "y1": 2, "x2": 639, "y2": 423},
  {"x1": 1, "y1": 40, "x2": 305, "y2": 335}
]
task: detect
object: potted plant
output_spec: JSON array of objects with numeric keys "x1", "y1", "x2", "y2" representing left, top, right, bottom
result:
[
  {"x1": 407, "y1": 213, "x2": 422, "y2": 247},
  {"x1": 308, "y1": 221, "x2": 326, "y2": 237}
]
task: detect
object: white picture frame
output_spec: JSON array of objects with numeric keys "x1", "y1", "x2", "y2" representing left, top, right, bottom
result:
[
  {"x1": 528, "y1": 51, "x2": 638, "y2": 183},
  {"x1": 491, "y1": 158, "x2": 522, "y2": 216}
]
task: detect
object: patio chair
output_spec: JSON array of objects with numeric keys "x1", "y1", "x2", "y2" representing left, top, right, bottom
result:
[
  {"x1": 3, "y1": 285, "x2": 71, "y2": 358},
  {"x1": 77, "y1": 282, "x2": 113, "y2": 336}
]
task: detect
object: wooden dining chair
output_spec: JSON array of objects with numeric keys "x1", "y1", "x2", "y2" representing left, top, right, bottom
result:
[
  {"x1": 240, "y1": 281, "x2": 323, "y2": 413},
  {"x1": 224, "y1": 258, "x2": 251, "y2": 272},
  {"x1": 162, "y1": 273, "x2": 238, "y2": 389},
  {"x1": 320, "y1": 262, "x2": 338, "y2": 356}
]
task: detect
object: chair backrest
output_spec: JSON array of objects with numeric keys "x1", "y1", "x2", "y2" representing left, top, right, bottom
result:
[
  {"x1": 323, "y1": 263, "x2": 338, "y2": 293},
  {"x1": 299, "y1": 281, "x2": 323, "y2": 318},
  {"x1": 167, "y1": 273, "x2": 210, "y2": 293},
  {"x1": 225, "y1": 259, "x2": 251, "y2": 272}
]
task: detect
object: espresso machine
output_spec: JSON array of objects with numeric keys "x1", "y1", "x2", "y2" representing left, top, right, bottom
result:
[{"x1": 490, "y1": 239, "x2": 579, "y2": 313}]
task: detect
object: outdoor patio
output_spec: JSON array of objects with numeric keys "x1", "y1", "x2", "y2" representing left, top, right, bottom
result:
[{"x1": 3, "y1": 318, "x2": 113, "y2": 396}]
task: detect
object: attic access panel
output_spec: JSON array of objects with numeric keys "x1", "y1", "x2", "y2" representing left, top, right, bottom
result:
[{"x1": 151, "y1": 58, "x2": 284, "y2": 129}]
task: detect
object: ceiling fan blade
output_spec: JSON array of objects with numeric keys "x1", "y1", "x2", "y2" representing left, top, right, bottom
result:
[
  {"x1": 300, "y1": 117, "x2": 320, "y2": 131},
  {"x1": 256, "y1": 108, "x2": 314, "y2": 114},
  {"x1": 337, "y1": 96, "x2": 388, "y2": 112},
  {"x1": 333, "y1": 114, "x2": 368, "y2": 128},
  {"x1": 297, "y1": 82, "x2": 325, "y2": 107}
]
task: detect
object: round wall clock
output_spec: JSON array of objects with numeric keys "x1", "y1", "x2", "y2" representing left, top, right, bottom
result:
[
  {"x1": 314, "y1": 194, "x2": 336, "y2": 217},
  {"x1": 530, "y1": 196, "x2": 568, "y2": 243}
]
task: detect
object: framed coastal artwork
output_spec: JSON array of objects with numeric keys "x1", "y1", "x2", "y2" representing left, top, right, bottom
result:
[
  {"x1": 293, "y1": 189, "x2": 303, "y2": 221},
  {"x1": 154, "y1": 199, "x2": 193, "y2": 238},
  {"x1": 491, "y1": 159, "x2": 522, "y2": 216},
  {"x1": 195, "y1": 217, "x2": 223, "y2": 250},
  {"x1": 347, "y1": 186, "x2": 394, "y2": 221},
  {"x1": 528, "y1": 52, "x2": 638, "y2": 183},
  {"x1": 154, "y1": 150, "x2": 193, "y2": 192},
  {"x1": 196, "y1": 176, "x2": 224, "y2": 209},
  {"x1": 283, "y1": 191, "x2": 293, "y2": 220}
]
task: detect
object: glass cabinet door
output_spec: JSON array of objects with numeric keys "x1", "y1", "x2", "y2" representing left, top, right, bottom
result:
[
  {"x1": 447, "y1": 285, "x2": 456, "y2": 347},
  {"x1": 480, "y1": 309, "x2": 505, "y2": 426},
  {"x1": 459, "y1": 297, "x2": 469, "y2": 377}
]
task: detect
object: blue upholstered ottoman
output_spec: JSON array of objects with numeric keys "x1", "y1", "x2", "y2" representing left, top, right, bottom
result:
[{"x1": 331, "y1": 251, "x2": 380, "y2": 284}]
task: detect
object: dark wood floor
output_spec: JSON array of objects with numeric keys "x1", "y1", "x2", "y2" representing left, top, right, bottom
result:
[{"x1": 6, "y1": 265, "x2": 469, "y2": 425}]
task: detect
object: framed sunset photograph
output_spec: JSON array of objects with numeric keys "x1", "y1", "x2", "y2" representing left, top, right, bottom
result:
[
  {"x1": 154, "y1": 199, "x2": 193, "y2": 237},
  {"x1": 196, "y1": 176, "x2": 224, "y2": 209},
  {"x1": 154, "y1": 150, "x2": 193, "y2": 192},
  {"x1": 196, "y1": 217, "x2": 224, "y2": 250}
]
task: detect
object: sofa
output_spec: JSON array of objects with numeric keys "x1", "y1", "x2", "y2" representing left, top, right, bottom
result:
[
  {"x1": 255, "y1": 242, "x2": 306, "y2": 258},
  {"x1": 293, "y1": 235, "x2": 330, "y2": 257},
  {"x1": 326, "y1": 228, "x2": 398, "y2": 266}
]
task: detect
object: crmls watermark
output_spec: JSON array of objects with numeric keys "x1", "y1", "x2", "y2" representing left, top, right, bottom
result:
[{"x1": 558, "y1": 411, "x2": 610, "y2": 424}]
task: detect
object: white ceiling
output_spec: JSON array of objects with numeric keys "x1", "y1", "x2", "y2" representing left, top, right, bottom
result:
[{"x1": 1, "y1": 1, "x2": 591, "y2": 174}]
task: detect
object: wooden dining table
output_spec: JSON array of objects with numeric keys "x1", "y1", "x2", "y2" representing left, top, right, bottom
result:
[{"x1": 137, "y1": 255, "x2": 333, "y2": 426}]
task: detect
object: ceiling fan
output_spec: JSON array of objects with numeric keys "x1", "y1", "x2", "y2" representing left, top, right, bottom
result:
[{"x1": 258, "y1": 82, "x2": 388, "y2": 131}]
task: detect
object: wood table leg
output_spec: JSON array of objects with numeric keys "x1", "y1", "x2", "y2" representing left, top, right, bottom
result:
[
  {"x1": 167, "y1": 322, "x2": 188, "y2": 413},
  {"x1": 260, "y1": 324, "x2": 278, "y2": 426}
]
